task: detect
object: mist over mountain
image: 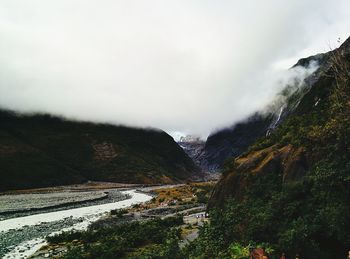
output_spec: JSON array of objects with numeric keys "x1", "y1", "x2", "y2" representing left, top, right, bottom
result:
[
  {"x1": 178, "y1": 60, "x2": 320, "y2": 172},
  {"x1": 0, "y1": 1, "x2": 349, "y2": 137},
  {"x1": 1, "y1": 1, "x2": 350, "y2": 258},
  {"x1": 198, "y1": 35, "x2": 350, "y2": 259},
  {"x1": 0, "y1": 111, "x2": 200, "y2": 191}
]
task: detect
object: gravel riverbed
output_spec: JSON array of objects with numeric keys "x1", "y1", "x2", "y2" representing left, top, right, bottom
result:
[
  {"x1": 0, "y1": 189, "x2": 129, "y2": 220},
  {"x1": 0, "y1": 189, "x2": 153, "y2": 258},
  {"x1": 0, "y1": 216, "x2": 83, "y2": 257}
]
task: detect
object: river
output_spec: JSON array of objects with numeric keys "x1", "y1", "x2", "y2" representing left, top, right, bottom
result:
[{"x1": 0, "y1": 189, "x2": 153, "y2": 258}]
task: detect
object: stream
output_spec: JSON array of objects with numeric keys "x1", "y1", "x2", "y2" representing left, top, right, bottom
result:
[{"x1": 0, "y1": 189, "x2": 153, "y2": 258}]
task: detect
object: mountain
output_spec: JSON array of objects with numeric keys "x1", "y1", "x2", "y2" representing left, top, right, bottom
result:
[
  {"x1": 203, "y1": 37, "x2": 350, "y2": 257},
  {"x1": 177, "y1": 136, "x2": 205, "y2": 167},
  {"x1": 198, "y1": 113, "x2": 274, "y2": 172},
  {"x1": 0, "y1": 111, "x2": 200, "y2": 191},
  {"x1": 197, "y1": 49, "x2": 329, "y2": 173}
]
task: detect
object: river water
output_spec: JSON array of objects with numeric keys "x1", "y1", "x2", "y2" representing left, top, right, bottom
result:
[{"x1": 0, "y1": 190, "x2": 152, "y2": 258}]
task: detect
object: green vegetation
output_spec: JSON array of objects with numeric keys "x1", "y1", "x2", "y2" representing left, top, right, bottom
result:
[
  {"x1": 142, "y1": 182, "x2": 215, "y2": 209},
  {"x1": 193, "y1": 43, "x2": 350, "y2": 258},
  {"x1": 47, "y1": 216, "x2": 184, "y2": 259},
  {"x1": 187, "y1": 161, "x2": 350, "y2": 258},
  {"x1": 0, "y1": 112, "x2": 199, "y2": 191},
  {"x1": 42, "y1": 183, "x2": 216, "y2": 258},
  {"x1": 39, "y1": 45, "x2": 350, "y2": 258},
  {"x1": 110, "y1": 208, "x2": 128, "y2": 218}
]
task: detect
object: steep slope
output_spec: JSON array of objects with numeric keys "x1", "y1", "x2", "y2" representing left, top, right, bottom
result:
[
  {"x1": 0, "y1": 127, "x2": 85, "y2": 191},
  {"x1": 199, "y1": 113, "x2": 274, "y2": 172},
  {"x1": 204, "y1": 38, "x2": 350, "y2": 258},
  {"x1": 177, "y1": 136, "x2": 205, "y2": 168},
  {"x1": 0, "y1": 111, "x2": 200, "y2": 191},
  {"x1": 198, "y1": 52, "x2": 327, "y2": 173}
]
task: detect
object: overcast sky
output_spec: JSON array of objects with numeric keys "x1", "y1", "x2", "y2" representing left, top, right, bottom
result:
[{"x1": 0, "y1": 1, "x2": 349, "y2": 138}]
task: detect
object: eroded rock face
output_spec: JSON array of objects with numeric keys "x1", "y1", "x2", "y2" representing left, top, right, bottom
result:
[
  {"x1": 197, "y1": 49, "x2": 329, "y2": 173},
  {"x1": 282, "y1": 146, "x2": 308, "y2": 182},
  {"x1": 92, "y1": 142, "x2": 119, "y2": 161},
  {"x1": 178, "y1": 137, "x2": 205, "y2": 169},
  {"x1": 198, "y1": 113, "x2": 274, "y2": 172},
  {"x1": 209, "y1": 145, "x2": 308, "y2": 206},
  {"x1": 209, "y1": 37, "x2": 350, "y2": 207}
]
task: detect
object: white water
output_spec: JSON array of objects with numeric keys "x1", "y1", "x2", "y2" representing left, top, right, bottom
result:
[
  {"x1": 1, "y1": 190, "x2": 152, "y2": 258},
  {"x1": 274, "y1": 106, "x2": 284, "y2": 127}
]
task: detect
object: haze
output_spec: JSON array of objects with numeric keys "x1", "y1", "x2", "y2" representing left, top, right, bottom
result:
[{"x1": 0, "y1": 1, "x2": 349, "y2": 138}]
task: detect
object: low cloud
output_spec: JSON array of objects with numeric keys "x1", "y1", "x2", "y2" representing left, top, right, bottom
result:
[
  {"x1": 0, "y1": 1, "x2": 349, "y2": 138},
  {"x1": 263, "y1": 61, "x2": 320, "y2": 114}
]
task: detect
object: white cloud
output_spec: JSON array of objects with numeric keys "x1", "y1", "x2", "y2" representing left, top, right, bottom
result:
[{"x1": 0, "y1": 0, "x2": 349, "y2": 138}]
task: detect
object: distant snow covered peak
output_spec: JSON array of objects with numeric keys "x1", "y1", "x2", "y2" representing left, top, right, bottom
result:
[{"x1": 169, "y1": 131, "x2": 187, "y2": 142}]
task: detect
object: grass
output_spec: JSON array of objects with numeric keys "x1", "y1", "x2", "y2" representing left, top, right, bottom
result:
[{"x1": 130, "y1": 182, "x2": 216, "y2": 211}]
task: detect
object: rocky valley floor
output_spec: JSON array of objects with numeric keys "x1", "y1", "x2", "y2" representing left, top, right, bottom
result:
[{"x1": 0, "y1": 182, "x2": 215, "y2": 258}]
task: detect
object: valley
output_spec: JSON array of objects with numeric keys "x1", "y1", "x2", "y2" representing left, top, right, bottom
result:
[
  {"x1": 0, "y1": 112, "x2": 201, "y2": 192},
  {"x1": 0, "y1": 182, "x2": 214, "y2": 258},
  {"x1": 0, "y1": 8, "x2": 349, "y2": 256}
]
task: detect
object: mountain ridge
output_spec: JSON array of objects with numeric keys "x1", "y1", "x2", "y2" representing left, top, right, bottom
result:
[
  {"x1": 195, "y1": 47, "x2": 331, "y2": 173},
  {"x1": 200, "y1": 36, "x2": 350, "y2": 258},
  {"x1": 0, "y1": 110, "x2": 201, "y2": 191}
]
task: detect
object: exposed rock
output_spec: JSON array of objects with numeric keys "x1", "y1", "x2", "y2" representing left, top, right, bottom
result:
[
  {"x1": 198, "y1": 50, "x2": 328, "y2": 173},
  {"x1": 92, "y1": 142, "x2": 119, "y2": 161},
  {"x1": 282, "y1": 146, "x2": 308, "y2": 182},
  {"x1": 209, "y1": 36, "x2": 350, "y2": 208},
  {"x1": 209, "y1": 145, "x2": 309, "y2": 206},
  {"x1": 178, "y1": 136, "x2": 205, "y2": 169}
]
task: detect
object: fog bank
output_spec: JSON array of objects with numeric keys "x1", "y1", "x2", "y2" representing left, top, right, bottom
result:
[{"x1": 0, "y1": 1, "x2": 349, "y2": 138}]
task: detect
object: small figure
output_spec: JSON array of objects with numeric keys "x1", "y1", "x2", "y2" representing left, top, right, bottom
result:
[{"x1": 250, "y1": 248, "x2": 267, "y2": 259}]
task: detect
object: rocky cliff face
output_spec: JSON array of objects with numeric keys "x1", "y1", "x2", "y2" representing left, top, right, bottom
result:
[
  {"x1": 198, "y1": 50, "x2": 328, "y2": 173},
  {"x1": 209, "y1": 36, "x2": 350, "y2": 206},
  {"x1": 0, "y1": 112, "x2": 201, "y2": 191},
  {"x1": 199, "y1": 113, "x2": 274, "y2": 172},
  {"x1": 177, "y1": 136, "x2": 205, "y2": 168},
  {"x1": 209, "y1": 144, "x2": 308, "y2": 206},
  {"x1": 204, "y1": 37, "x2": 350, "y2": 258}
]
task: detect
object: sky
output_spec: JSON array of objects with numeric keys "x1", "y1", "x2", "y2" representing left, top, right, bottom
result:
[{"x1": 0, "y1": 1, "x2": 349, "y2": 139}]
